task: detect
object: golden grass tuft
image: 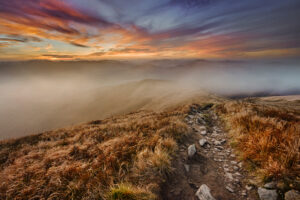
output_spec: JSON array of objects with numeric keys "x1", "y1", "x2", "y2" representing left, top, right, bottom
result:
[
  {"x1": 108, "y1": 183, "x2": 156, "y2": 200},
  {"x1": 216, "y1": 100, "x2": 300, "y2": 182}
]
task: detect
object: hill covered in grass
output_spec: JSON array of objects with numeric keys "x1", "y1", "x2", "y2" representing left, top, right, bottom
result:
[
  {"x1": 0, "y1": 105, "x2": 191, "y2": 199},
  {"x1": 0, "y1": 95, "x2": 299, "y2": 200},
  {"x1": 216, "y1": 97, "x2": 300, "y2": 193}
]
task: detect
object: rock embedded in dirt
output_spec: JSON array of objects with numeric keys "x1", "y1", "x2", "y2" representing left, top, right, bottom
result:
[
  {"x1": 199, "y1": 139, "x2": 208, "y2": 146},
  {"x1": 184, "y1": 164, "x2": 190, "y2": 173},
  {"x1": 200, "y1": 130, "x2": 207, "y2": 135},
  {"x1": 257, "y1": 187, "x2": 278, "y2": 200},
  {"x1": 246, "y1": 185, "x2": 253, "y2": 191},
  {"x1": 238, "y1": 162, "x2": 243, "y2": 168},
  {"x1": 231, "y1": 161, "x2": 237, "y2": 165},
  {"x1": 225, "y1": 172, "x2": 234, "y2": 181},
  {"x1": 220, "y1": 139, "x2": 226, "y2": 144},
  {"x1": 187, "y1": 115, "x2": 194, "y2": 119},
  {"x1": 234, "y1": 172, "x2": 241, "y2": 176},
  {"x1": 188, "y1": 144, "x2": 196, "y2": 157},
  {"x1": 197, "y1": 118, "x2": 205, "y2": 124},
  {"x1": 241, "y1": 190, "x2": 247, "y2": 197},
  {"x1": 234, "y1": 178, "x2": 240, "y2": 184},
  {"x1": 224, "y1": 167, "x2": 230, "y2": 172},
  {"x1": 216, "y1": 146, "x2": 224, "y2": 150},
  {"x1": 211, "y1": 133, "x2": 218, "y2": 137},
  {"x1": 264, "y1": 182, "x2": 277, "y2": 189},
  {"x1": 195, "y1": 184, "x2": 216, "y2": 200},
  {"x1": 214, "y1": 148, "x2": 221, "y2": 152},
  {"x1": 225, "y1": 185, "x2": 235, "y2": 193},
  {"x1": 285, "y1": 190, "x2": 300, "y2": 200}
]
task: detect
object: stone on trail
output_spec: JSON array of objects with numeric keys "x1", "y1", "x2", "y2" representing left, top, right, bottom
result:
[
  {"x1": 197, "y1": 118, "x2": 205, "y2": 124},
  {"x1": 188, "y1": 144, "x2": 196, "y2": 157},
  {"x1": 215, "y1": 146, "x2": 224, "y2": 150},
  {"x1": 246, "y1": 185, "x2": 253, "y2": 191},
  {"x1": 187, "y1": 115, "x2": 194, "y2": 119},
  {"x1": 195, "y1": 184, "x2": 216, "y2": 200},
  {"x1": 225, "y1": 185, "x2": 235, "y2": 193},
  {"x1": 200, "y1": 130, "x2": 207, "y2": 135},
  {"x1": 264, "y1": 182, "x2": 277, "y2": 189},
  {"x1": 184, "y1": 164, "x2": 190, "y2": 173},
  {"x1": 238, "y1": 162, "x2": 243, "y2": 168},
  {"x1": 234, "y1": 172, "x2": 241, "y2": 176},
  {"x1": 220, "y1": 139, "x2": 226, "y2": 144},
  {"x1": 257, "y1": 187, "x2": 278, "y2": 200},
  {"x1": 224, "y1": 167, "x2": 230, "y2": 172},
  {"x1": 199, "y1": 139, "x2": 208, "y2": 146},
  {"x1": 285, "y1": 190, "x2": 300, "y2": 200},
  {"x1": 241, "y1": 190, "x2": 247, "y2": 197},
  {"x1": 225, "y1": 172, "x2": 234, "y2": 181}
]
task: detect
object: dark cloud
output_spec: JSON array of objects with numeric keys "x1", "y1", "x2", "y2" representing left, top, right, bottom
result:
[
  {"x1": 1, "y1": 0, "x2": 300, "y2": 59},
  {"x1": 89, "y1": 51, "x2": 106, "y2": 56},
  {"x1": 0, "y1": 0, "x2": 116, "y2": 35},
  {"x1": 42, "y1": 54, "x2": 74, "y2": 58},
  {"x1": 170, "y1": 0, "x2": 216, "y2": 8},
  {"x1": 70, "y1": 42, "x2": 89, "y2": 48},
  {"x1": 0, "y1": 35, "x2": 42, "y2": 42},
  {"x1": 0, "y1": 38, "x2": 26, "y2": 43},
  {"x1": 0, "y1": 0, "x2": 111, "y2": 25},
  {"x1": 89, "y1": 48, "x2": 153, "y2": 56},
  {"x1": 112, "y1": 48, "x2": 153, "y2": 53}
]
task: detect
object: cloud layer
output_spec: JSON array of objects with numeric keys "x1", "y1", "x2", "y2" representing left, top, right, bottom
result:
[{"x1": 0, "y1": 0, "x2": 300, "y2": 60}]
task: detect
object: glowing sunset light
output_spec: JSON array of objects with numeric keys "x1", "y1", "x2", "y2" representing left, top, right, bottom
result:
[{"x1": 0, "y1": 0, "x2": 299, "y2": 60}]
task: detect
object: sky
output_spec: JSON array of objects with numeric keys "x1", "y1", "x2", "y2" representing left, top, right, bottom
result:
[{"x1": 0, "y1": 0, "x2": 300, "y2": 60}]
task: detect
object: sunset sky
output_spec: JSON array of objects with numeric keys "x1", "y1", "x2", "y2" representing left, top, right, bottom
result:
[{"x1": 0, "y1": 0, "x2": 300, "y2": 60}]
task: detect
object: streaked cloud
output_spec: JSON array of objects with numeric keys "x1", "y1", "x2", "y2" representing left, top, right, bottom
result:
[{"x1": 0, "y1": 0, "x2": 299, "y2": 60}]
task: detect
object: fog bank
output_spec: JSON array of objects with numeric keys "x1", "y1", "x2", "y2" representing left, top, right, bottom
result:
[{"x1": 0, "y1": 59, "x2": 299, "y2": 139}]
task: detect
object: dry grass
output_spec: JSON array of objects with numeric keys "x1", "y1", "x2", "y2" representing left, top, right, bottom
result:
[
  {"x1": 0, "y1": 108, "x2": 189, "y2": 200},
  {"x1": 107, "y1": 183, "x2": 156, "y2": 200},
  {"x1": 216, "y1": 100, "x2": 300, "y2": 183}
]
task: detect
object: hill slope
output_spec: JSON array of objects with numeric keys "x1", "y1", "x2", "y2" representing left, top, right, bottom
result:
[
  {"x1": 0, "y1": 106, "x2": 190, "y2": 199},
  {"x1": 0, "y1": 96, "x2": 299, "y2": 200}
]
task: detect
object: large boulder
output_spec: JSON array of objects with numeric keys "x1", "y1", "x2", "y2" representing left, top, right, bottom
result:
[
  {"x1": 285, "y1": 190, "x2": 300, "y2": 200},
  {"x1": 257, "y1": 187, "x2": 277, "y2": 200},
  {"x1": 195, "y1": 184, "x2": 216, "y2": 200}
]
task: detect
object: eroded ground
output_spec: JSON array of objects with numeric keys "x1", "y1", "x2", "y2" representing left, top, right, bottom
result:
[{"x1": 162, "y1": 104, "x2": 258, "y2": 200}]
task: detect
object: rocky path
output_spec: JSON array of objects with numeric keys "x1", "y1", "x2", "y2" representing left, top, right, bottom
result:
[{"x1": 162, "y1": 104, "x2": 258, "y2": 200}]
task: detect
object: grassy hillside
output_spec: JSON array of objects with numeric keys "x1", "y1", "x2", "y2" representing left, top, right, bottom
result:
[
  {"x1": 216, "y1": 97, "x2": 300, "y2": 190},
  {"x1": 0, "y1": 95, "x2": 299, "y2": 199},
  {"x1": 0, "y1": 106, "x2": 192, "y2": 200}
]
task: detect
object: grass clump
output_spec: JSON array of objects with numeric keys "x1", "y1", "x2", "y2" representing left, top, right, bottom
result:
[
  {"x1": 216, "y1": 100, "x2": 300, "y2": 184},
  {"x1": 108, "y1": 183, "x2": 156, "y2": 200}
]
